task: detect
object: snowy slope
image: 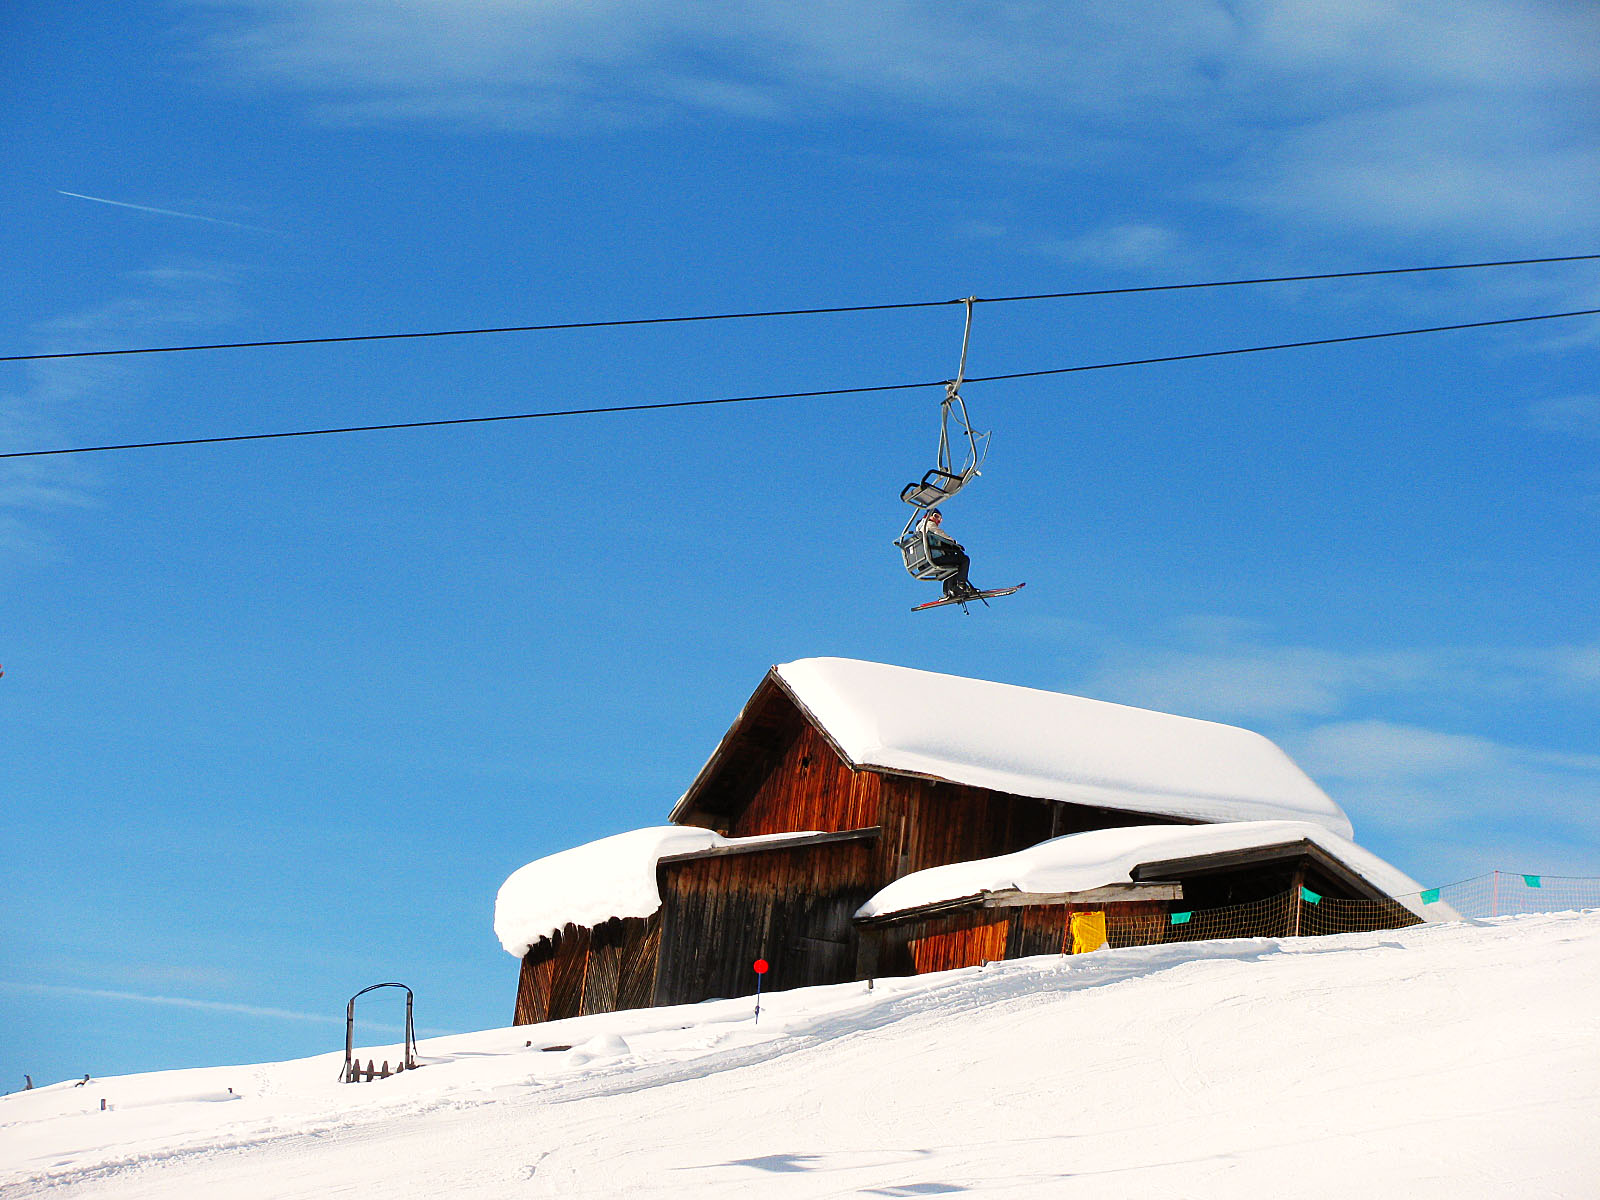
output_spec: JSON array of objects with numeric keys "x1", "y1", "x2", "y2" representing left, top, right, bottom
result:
[{"x1": 4, "y1": 911, "x2": 1597, "y2": 1199}]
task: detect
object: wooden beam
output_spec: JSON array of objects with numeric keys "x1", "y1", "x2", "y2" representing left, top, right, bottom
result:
[
  {"x1": 857, "y1": 881, "x2": 1183, "y2": 927},
  {"x1": 1132, "y1": 839, "x2": 1394, "y2": 903},
  {"x1": 985, "y1": 883, "x2": 1184, "y2": 907},
  {"x1": 657, "y1": 826, "x2": 880, "y2": 866}
]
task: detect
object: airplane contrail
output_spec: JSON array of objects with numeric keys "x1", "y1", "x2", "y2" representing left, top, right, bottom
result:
[
  {"x1": 58, "y1": 190, "x2": 278, "y2": 234},
  {"x1": 5, "y1": 981, "x2": 341, "y2": 1024},
  {"x1": 3, "y1": 982, "x2": 455, "y2": 1034}
]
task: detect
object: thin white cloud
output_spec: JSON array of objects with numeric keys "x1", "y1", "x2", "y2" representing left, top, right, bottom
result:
[
  {"x1": 1081, "y1": 626, "x2": 1600, "y2": 727},
  {"x1": 1081, "y1": 641, "x2": 1440, "y2": 724},
  {"x1": 191, "y1": 1, "x2": 1600, "y2": 241},
  {"x1": 1287, "y1": 718, "x2": 1600, "y2": 879},
  {"x1": 1528, "y1": 395, "x2": 1600, "y2": 438},
  {"x1": 1227, "y1": 99, "x2": 1600, "y2": 239},
  {"x1": 0, "y1": 268, "x2": 242, "y2": 567},
  {"x1": 1033, "y1": 223, "x2": 1192, "y2": 272},
  {"x1": 1294, "y1": 719, "x2": 1509, "y2": 781},
  {"x1": 0, "y1": 363, "x2": 109, "y2": 562},
  {"x1": 1068, "y1": 619, "x2": 1600, "y2": 882}
]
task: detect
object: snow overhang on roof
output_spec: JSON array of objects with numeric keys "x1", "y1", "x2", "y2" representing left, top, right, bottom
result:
[
  {"x1": 738, "y1": 658, "x2": 1353, "y2": 835},
  {"x1": 493, "y1": 826, "x2": 825, "y2": 959},
  {"x1": 857, "y1": 821, "x2": 1452, "y2": 923}
]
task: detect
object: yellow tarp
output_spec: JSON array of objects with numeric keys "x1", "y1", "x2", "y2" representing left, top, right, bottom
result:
[{"x1": 1070, "y1": 910, "x2": 1107, "y2": 954}]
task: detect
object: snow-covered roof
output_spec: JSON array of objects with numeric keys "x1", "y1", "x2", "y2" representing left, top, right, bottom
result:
[
  {"x1": 857, "y1": 820, "x2": 1450, "y2": 922},
  {"x1": 494, "y1": 826, "x2": 822, "y2": 958},
  {"x1": 750, "y1": 658, "x2": 1352, "y2": 835}
]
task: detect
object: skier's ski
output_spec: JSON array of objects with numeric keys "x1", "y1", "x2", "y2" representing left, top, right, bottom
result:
[{"x1": 911, "y1": 583, "x2": 1025, "y2": 612}]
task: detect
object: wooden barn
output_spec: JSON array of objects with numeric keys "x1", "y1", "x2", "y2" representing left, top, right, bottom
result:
[{"x1": 496, "y1": 658, "x2": 1437, "y2": 1024}]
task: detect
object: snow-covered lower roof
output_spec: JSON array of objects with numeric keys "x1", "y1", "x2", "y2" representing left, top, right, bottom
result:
[
  {"x1": 494, "y1": 826, "x2": 823, "y2": 958},
  {"x1": 761, "y1": 658, "x2": 1351, "y2": 835},
  {"x1": 857, "y1": 821, "x2": 1450, "y2": 922}
]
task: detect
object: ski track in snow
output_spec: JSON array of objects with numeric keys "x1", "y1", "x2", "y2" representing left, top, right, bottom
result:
[{"x1": 3, "y1": 913, "x2": 1597, "y2": 1198}]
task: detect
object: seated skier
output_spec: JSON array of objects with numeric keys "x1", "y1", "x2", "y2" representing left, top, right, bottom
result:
[{"x1": 921, "y1": 508, "x2": 977, "y2": 600}]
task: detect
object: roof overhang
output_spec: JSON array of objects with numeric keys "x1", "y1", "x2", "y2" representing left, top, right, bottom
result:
[
  {"x1": 856, "y1": 881, "x2": 1184, "y2": 928},
  {"x1": 1132, "y1": 838, "x2": 1393, "y2": 903},
  {"x1": 658, "y1": 826, "x2": 879, "y2": 866}
]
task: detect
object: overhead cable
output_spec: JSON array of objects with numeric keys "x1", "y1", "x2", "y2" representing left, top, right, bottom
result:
[
  {"x1": 3, "y1": 306, "x2": 1593, "y2": 461},
  {"x1": 2, "y1": 253, "x2": 1596, "y2": 364}
]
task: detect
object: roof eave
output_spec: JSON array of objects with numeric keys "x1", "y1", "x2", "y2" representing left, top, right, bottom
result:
[{"x1": 669, "y1": 666, "x2": 863, "y2": 826}]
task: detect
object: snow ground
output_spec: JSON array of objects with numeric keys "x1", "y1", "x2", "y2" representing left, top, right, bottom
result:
[{"x1": 4, "y1": 911, "x2": 1597, "y2": 1199}]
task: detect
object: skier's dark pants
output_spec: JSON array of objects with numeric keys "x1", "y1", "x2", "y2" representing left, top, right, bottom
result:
[{"x1": 933, "y1": 547, "x2": 971, "y2": 595}]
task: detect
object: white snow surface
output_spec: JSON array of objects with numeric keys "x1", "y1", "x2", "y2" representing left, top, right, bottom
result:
[
  {"x1": 494, "y1": 826, "x2": 820, "y2": 957},
  {"x1": 770, "y1": 658, "x2": 1353, "y2": 835},
  {"x1": 858, "y1": 820, "x2": 1444, "y2": 920},
  {"x1": 4, "y1": 911, "x2": 1597, "y2": 1198}
]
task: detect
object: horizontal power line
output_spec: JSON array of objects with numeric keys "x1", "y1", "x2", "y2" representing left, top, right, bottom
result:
[
  {"x1": 3, "y1": 306, "x2": 1593, "y2": 461},
  {"x1": 3, "y1": 253, "x2": 1596, "y2": 365}
]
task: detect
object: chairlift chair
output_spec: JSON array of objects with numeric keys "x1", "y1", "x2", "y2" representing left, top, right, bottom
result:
[
  {"x1": 895, "y1": 509, "x2": 956, "y2": 583},
  {"x1": 895, "y1": 301, "x2": 989, "y2": 583}
]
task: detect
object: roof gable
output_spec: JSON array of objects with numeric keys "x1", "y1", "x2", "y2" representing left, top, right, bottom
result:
[{"x1": 673, "y1": 658, "x2": 1351, "y2": 835}]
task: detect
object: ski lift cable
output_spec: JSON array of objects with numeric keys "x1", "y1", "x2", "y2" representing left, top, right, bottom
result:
[
  {"x1": 1, "y1": 305, "x2": 1595, "y2": 461},
  {"x1": 1, "y1": 253, "x2": 1595, "y2": 364}
]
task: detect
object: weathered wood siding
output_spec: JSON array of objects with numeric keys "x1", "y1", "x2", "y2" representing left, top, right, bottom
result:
[
  {"x1": 654, "y1": 837, "x2": 877, "y2": 1006},
  {"x1": 877, "y1": 778, "x2": 1057, "y2": 880},
  {"x1": 697, "y1": 691, "x2": 1189, "y2": 898},
  {"x1": 513, "y1": 913, "x2": 661, "y2": 1026},
  {"x1": 723, "y1": 719, "x2": 884, "y2": 838},
  {"x1": 905, "y1": 910, "x2": 1010, "y2": 974},
  {"x1": 860, "y1": 899, "x2": 1178, "y2": 981}
]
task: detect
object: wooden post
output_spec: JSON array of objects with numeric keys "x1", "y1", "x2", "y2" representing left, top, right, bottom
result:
[{"x1": 1289, "y1": 868, "x2": 1304, "y2": 937}]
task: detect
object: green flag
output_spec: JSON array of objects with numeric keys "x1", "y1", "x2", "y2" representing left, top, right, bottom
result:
[
  {"x1": 1299, "y1": 886, "x2": 1322, "y2": 904},
  {"x1": 1522, "y1": 874, "x2": 1542, "y2": 888},
  {"x1": 1170, "y1": 911, "x2": 1192, "y2": 925},
  {"x1": 1420, "y1": 888, "x2": 1441, "y2": 904}
]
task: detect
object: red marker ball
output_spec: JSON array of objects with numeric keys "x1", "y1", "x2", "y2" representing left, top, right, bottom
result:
[{"x1": 752, "y1": 959, "x2": 769, "y2": 975}]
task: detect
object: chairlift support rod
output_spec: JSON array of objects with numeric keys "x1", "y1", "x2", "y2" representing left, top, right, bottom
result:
[{"x1": 937, "y1": 297, "x2": 979, "y2": 478}]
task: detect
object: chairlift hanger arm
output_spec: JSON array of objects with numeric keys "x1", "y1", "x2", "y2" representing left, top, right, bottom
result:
[{"x1": 933, "y1": 297, "x2": 987, "y2": 484}]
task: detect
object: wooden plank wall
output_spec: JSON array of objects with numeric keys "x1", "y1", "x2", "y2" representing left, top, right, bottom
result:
[
  {"x1": 702, "y1": 691, "x2": 1196, "y2": 905},
  {"x1": 719, "y1": 720, "x2": 1076, "y2": 890},
  {"x1": 514, "y1": 939, "x2": 558, "y2": 1026},
  {"x1": 726, "y1": 720, "x2": 884, "y2": 837},
  {"x1": 654, "y1": 838, "x2": 876, "y2": 1007},
  {"x1": 1008, "y1": 905, "x2": 1071, "y2": 958},
  {"x1": 877, "y1": 777, "x2": 1059, "y2": 880},
  {"x1": 905, "y1": 910, "x2": 1010, "y2": 974},
  {"x1": 864, "y1": 899, "x2": 1181, "y2": 982},
  {"x1": 513, "y1": 913, "x2": 661, "y2": 1026}
]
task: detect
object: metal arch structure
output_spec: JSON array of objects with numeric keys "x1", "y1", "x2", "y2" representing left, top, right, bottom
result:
[
  {"x1": 896, "y1": 298, "x2": 990, "y2": 582},
  {"x1": 340, "y1": 982, "x2": 419, "y2": 1082}
]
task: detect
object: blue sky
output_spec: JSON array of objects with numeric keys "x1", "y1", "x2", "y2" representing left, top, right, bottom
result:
[{"x1": 3, "y1": 1, "x2": 1597, "y2": 1085}]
